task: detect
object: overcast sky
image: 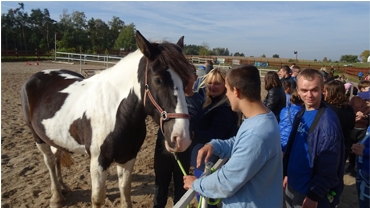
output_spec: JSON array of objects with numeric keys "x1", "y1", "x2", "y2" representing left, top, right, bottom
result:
[{"x1": 2, "y1": 1, "x2": 369, "y2": 61}]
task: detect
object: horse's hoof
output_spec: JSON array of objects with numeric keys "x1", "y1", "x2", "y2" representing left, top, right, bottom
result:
[
  {"x1": 49, "y1": 201, "x2": 63, "y2": 208},
  {"x1": 50, "y1": 196, "x2": 65, "y2": 208}
]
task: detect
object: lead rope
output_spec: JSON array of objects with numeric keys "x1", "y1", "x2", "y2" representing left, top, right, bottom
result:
[{"x1": 173, "y1": 153, "x2": 221, "y2": 208}]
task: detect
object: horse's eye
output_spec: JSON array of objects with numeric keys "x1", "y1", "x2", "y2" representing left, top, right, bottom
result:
[{"x1": 154, "y1": 78, "x2": 162, "y2": 85}]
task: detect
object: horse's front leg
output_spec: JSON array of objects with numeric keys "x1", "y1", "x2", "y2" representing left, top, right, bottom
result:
[
  {"x1": 90, "y1": 156, "x2": 108, "y2": 208},
  {"x1": 36, "y1": 143, "x2": 65, "y2": 208},
  {"x1": 117, "y1": 158, "x2": 136, "y2": 208}
]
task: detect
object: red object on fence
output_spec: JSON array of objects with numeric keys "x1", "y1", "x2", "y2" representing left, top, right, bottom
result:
[{"x1": 35, "y1": 62, "x2": 39, "y2": 66}]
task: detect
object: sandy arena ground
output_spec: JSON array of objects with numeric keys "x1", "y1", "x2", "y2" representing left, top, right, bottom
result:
[{"x1": 1, "y1": 61, "x2": 358, "y2": 207}]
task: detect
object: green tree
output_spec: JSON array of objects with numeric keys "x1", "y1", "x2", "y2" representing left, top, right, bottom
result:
[
  {"x1": 272, "y1": 54, "x2": 279, "y2": 58},
  {"x1": 108, "y1": 16, "x2": 125, "y2": 49},
  {"x1": 199, "y1": 42, "x2": 211, "y2": 56},
  {"x1": 29, "y1": 8, "x2": 56, "y2": 50},
  {"x1": 87, "y1": 18, "x2": 109, "y2": 52},
  {"x1": 360, "y1": 50, "x2": 370, "y2": 62},
  {"x1": 114, "y1": 23, "x2": 137, "y2": 51},
  {"x1": 184, "y1": 44, "x2": 200, "y2": 55},
  {"x1": 261, "y1": 54, "x2": 266, "y2": 58},
  {"x1": 323, "y1": 57, "x2": 328, "y2": 62},
  {"x1": 233, "y1": 52, "x2": 245, "y2": 57},
  {"x1": 340, "y1": 55, "x2": 359, "y2": 63},
  {"x1": 57, "y1": 10, "x2": 88, "y2": 52}
]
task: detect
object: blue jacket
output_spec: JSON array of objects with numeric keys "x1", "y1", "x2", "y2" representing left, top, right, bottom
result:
[
  {"x1": 279, "y1": 104, "x2": 302, "y2": 152},
  {"x1": 283, "y1": 102, "x2": 345, "y2": 207}
]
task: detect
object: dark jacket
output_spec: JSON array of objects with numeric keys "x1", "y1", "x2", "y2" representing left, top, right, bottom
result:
[
  {"x1": 325, "y1": 103, "x2": 355, "y2": 141},
  {"x1": 283, "y1": 102, "x2": 345, "y2": 207},
  {"x1": 190, "y1": 95, "x2": 239, "y2": 170},
  {"x1": 349, "y1": 96, "x2": 370, "y2": 129},
  {"x1": 280, "y1": 76, "x2": 296, "y2": 90},
  {"x1": 264, "y1": 86, "x2": 286, "y2": 122},
  {"x1": 192, "y1": 95, "x2": 239, "y2": 144}
]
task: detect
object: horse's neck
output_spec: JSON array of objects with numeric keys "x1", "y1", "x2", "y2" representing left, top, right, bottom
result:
[
  {"x1": 89, "y1": 51, "x2": 143, "y2": 91},
  {"x1": 80, "y1": 51, "x2": 144, "y2": 110}
]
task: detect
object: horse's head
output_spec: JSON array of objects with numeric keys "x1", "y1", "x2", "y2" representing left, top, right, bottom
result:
[{"x1": 136, "y1": 30, "x2": 192, "y2": 152}]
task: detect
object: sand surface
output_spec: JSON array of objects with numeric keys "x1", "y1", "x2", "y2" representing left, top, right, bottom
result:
[{"x1": 1, "y1": 62, "x2": 358, "y2": 207}]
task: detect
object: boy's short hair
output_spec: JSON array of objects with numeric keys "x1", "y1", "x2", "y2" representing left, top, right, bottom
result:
[
  {"x1": 280, "y1": 65, "x2": 291, "y2": 74},
  {"x1": 226, "y1": 64, "x2": 261, "y2": 101},
  {"x1": 296, "y1": 68, "x2": 324, "y2": 87}
]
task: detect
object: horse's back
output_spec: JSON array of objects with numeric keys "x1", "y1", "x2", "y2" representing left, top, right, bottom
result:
[{"x1": 20, "y1": 69, "x2": 85, "y2": 142}]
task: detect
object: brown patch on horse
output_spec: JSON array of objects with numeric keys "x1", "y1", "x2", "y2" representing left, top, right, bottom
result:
[{"x1": 69, "y1": 113, "x2": 93, "y2": 155}]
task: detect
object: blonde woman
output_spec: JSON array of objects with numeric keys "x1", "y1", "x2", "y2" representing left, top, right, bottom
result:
[{"x1": 190, "y1": 68, "x2": 239, "y2": 206}]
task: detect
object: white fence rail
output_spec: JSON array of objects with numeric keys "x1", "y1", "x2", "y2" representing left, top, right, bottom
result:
[
  {"x1": 55, "y1": 52, "x2": 123, "y2": 74},
  {"x1": 54, "y1": 52, "x2": 277, "y2": 78}
]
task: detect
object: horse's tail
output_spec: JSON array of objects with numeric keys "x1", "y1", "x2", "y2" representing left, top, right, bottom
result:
[{"x1": 60, "y1": 151, "x2": 74, "y2": 167}]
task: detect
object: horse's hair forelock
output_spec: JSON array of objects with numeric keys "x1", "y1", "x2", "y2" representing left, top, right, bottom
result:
[{"x1": 154, "y1": 41, "x2": 192, "y2": 86}]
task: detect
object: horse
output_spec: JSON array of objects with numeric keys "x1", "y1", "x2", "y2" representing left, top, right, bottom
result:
[{"x1": 20, "y1": 31, "x2": 193, "y2": 208}]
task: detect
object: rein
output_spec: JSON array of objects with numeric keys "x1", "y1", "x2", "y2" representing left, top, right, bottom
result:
[{"x1": 143, "y1": 60, "x2": 190, "y2": 134}]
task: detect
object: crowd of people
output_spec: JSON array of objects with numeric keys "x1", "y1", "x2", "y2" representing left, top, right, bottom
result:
[{"x1": 152, "y1": 61, "x2": 370, "y2": 208}]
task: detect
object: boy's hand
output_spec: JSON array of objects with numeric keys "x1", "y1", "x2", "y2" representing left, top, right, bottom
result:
[
  {"x1": 196, "y1": 143, "x2": 213, "y2": 168},
  {"x1": 183, "y1": 175, "x2": 197, "y2": 190}
]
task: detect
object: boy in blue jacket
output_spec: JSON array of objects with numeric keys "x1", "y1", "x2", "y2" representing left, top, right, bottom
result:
[{"x1": 283, "y1": 68, "x2": 345, "y2": 208}]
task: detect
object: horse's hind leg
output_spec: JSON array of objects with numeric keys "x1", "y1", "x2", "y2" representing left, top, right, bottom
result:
[
  {"x1": 117, "y1": 158, "x2": 136, "y2": 208},
  {"x1": 52, "y1": 147, "x2": 70, "y2": 192},
  {"x1": 36, "y1": 143, "x2": 65, "y2": 207}
]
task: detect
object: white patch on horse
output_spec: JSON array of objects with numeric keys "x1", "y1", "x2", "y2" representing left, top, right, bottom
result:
[
  {"x1": 167, "y1": 68, "x2": 190, "y2": 146},
  {"x1": 42, "y1": 51, "x2": 143, "y2": 155}
]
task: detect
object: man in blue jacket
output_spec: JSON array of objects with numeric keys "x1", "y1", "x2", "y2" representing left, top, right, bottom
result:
[{"x1": 283, "y1": 68, "x2": 345, "y2": 208}]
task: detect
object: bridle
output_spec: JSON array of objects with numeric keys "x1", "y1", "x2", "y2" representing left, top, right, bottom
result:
[{"x1": 143, "y1": 60, "x2": 190, "y2": 134}]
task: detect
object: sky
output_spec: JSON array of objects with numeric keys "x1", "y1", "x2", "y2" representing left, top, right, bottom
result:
[{"x1": 1, "y1": 1, "x2": 369, "y2": 61}]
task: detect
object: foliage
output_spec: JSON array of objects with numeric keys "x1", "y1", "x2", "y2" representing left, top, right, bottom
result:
[
  {"x1": 360, "y1": 50, "x2": 370, "y2": 62},
  {"x1": 233, "y1": 52, "x2": 245, "y2": 57},
  {"x1": 272, "y1": 54, "x2": 279, "y2": 58},
  {"x1": 323, "y1": 57, "x2": 328, "y2": 62},
  {"x1": 113, "y1": 23, "x2": 137, "y2": 51},
  {"x1": 212, "y1": 47, "x2": 229, "y2": 56},
  {"x1": 261, "y1": 54, "x2": 266, "y2": 58},
  {"x1": 340, "y1": 54, "x2": 359, "y2": 63}
]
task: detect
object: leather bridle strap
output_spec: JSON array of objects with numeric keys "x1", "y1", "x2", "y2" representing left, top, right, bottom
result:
[{"x1": 143, "y1": 60, "x2": 190, "y2": 134}]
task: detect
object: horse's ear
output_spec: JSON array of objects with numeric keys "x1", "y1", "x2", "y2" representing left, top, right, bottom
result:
[
  {"x1": 176, "y1": 36, "x2": 184, "y2": 49},
  {"x1": 136, "y1": 30, "x2": 157, "y2": 59}
]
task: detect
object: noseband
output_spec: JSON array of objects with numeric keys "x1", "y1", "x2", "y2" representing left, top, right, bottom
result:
[{"x1": 143, "y1": 60, "x2": 190, "y2": 135}]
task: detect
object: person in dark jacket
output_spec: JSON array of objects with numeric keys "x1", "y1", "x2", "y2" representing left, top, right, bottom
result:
[
  {"x1": 263, "y1": 71, "x2": 286, "y2": 122},
  {"x1": 279, "y1": 65, "x2": 297, "y2": 90},
  {"x1": 204, "y1": 60, "x2": 214, "y2": 74},
  {"x1": 283, "y1": 68, "x2": 345, "y2": 208},
  {"x1": 190, "y1": 68, "x2": 240, "y2": 207},
  {"x1": 323, "y1": 80, "x2": 356, "y2": 167}
]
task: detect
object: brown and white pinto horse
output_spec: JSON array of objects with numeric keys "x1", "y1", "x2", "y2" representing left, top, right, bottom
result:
[{"x1": 20, "y1": 31, "x2": 193, "y2": 208}]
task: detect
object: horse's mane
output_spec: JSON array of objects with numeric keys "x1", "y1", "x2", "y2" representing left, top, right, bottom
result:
[{"x1": 154, "y1": 41, "x2": 192, "y2": 86}]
